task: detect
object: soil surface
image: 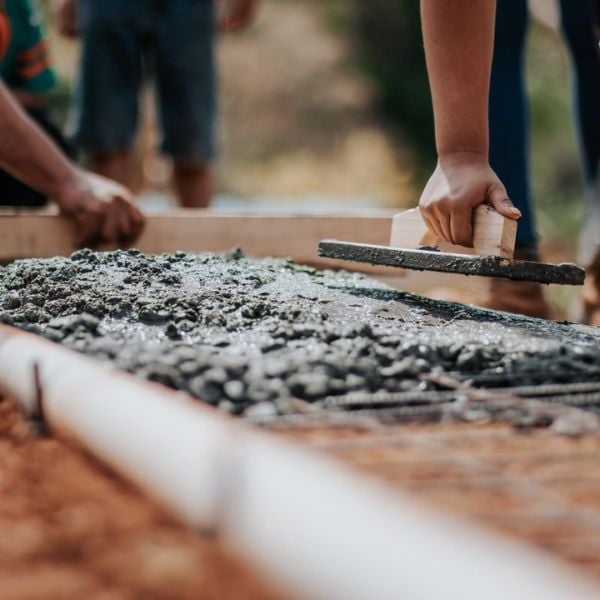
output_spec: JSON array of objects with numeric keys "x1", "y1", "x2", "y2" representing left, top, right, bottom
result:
[
  {"x1": 277, "y1": 421, "x2": 600, "y2": 583},
  {"x1": 0, "y1": 396, "x2": 278, "y2": 600},
  {"x1": 2, "y1": 250, "x2": 600, "y2": 424}
]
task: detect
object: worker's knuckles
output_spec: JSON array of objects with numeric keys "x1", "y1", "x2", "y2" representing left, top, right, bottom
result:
[
  {"x1": 420, "y1": 196, "x2": 448, "y2": 215},
  {"x1": 79, "y1": 199, "x2": 104, "y2": 217},
  {"x1": 430, "y1": 198, "x2": 454, "y2": 218},
  {"x1": 453, "y1": 233, "x2": 473, "y2": 247}
]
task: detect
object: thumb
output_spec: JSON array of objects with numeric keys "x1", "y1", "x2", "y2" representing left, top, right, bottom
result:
[{"x1": 488, "y1": 185, "x2": 522, "y2": 220}]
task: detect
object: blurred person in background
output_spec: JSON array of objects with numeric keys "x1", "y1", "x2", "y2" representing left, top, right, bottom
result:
[
  {"x1": 0, "y1": 0, "x2": 73, "y2": 207},
  {"x1": 420, "y1": 0, "x2": 600, "y2": 322},
  {"x1": 487, "y1": 0, "x2": 600, "y2": 320},
  {"x1": 577, "y1": 0, "x2": 600, "y2": 323},
  {"x1": 53, "y1": 0, "x2": 260, "y2": 208},
  {"x1": 0, "y1": 0, "x2": 143, "y2": 245}
]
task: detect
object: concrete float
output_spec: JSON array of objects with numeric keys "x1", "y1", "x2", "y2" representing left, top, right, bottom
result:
[{"x1": 0, "y1": 324, "x2": 597, "y2": 600}]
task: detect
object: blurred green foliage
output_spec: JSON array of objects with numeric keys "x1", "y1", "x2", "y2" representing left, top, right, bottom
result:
[
  {"x1": 329, "y1": 0, "x2": 436, "y2": 180},
  {"x1": 352, "y1": 0, "x2": 435, "y2": 178},
  {"x1": 526, "y1": 24, "x2": 585, "y2": 243},
  {"x1": 48, "y1": 77, "x2": 74, "y2": 128}
]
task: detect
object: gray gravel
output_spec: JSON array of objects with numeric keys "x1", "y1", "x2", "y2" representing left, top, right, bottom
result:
[{"x1": 1, "y1": 249, "x2": 600, "y2": 418}]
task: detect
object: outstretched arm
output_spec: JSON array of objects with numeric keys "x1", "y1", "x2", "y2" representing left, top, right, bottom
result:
[
  {"x1": 419, "y1": 0, "x2": 520, "y2": 247},
  {"x1": 0, "y1": 83, "x2": 143, "y2": 246}
]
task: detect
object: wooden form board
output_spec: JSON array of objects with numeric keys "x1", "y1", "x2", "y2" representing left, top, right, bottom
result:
[
  {"x1": 390, "y1": 205, "x2": 517, "y2": 258},
  {"x1": 0, "y1": 209, "x2": 400, "y2": 275}
]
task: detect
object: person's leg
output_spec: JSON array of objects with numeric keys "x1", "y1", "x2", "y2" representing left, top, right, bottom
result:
[
  {"x1": 558, "y1": 0, "x2": 600, "y2": 266},
  {"x1": 89, "y1": 151, "x2": 136, "y2": 188},
  {"x1": 172, "y1": 163, "x2": 214, "y2": 208},
  {"x1": 153, "y1": 0, "x2": 217, "y2": 207},
  {"x1": 73, "y1": 0, "x2": 144, "y2": 190},
  {"x1": 559, "y1": 0, "x2": 600, "y2": 323},
  {"x1": 489, "y1": 0, "x2": 537, "y2": 249},
  {"x1": 476, "y1": 0, "x2": 551, "y2": 318},
  {"x1": 559, "y1": 0, "x2": 600, "y2": 187}
]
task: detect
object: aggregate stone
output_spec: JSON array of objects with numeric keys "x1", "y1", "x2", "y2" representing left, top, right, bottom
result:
[{"x1": 1, "y1": 250, "x2": 600, "y2": 419}]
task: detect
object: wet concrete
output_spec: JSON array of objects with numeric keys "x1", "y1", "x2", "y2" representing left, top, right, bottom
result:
[
  {"x1": 318, "y1": 241, "x2": 586, "y2": 285},
  {"x1": 1, "y1": 249, "x2": 599, "y2": 419}
]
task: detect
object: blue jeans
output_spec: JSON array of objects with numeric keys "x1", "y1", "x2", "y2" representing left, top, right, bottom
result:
[
  {"x1": 74, "y1": 0, "x2": 216, "y2": 164},
  {"x1": 490, "y1": 0, "x2": 600, "y2": 247}
]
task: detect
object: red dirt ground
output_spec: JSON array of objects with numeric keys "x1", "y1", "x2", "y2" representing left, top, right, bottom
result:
[
  {"x1": 277, "y1": 420, "x2": 600, "y2": 582},
  {"x1": 0, "y1": 396, "x2": 279, "y2": 600},
  {"x1": 4, "y1": 380, "x2": 599, "y2": 597}
]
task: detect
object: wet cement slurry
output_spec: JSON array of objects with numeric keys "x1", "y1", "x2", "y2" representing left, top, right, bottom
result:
[{"x1": 1, "y1": 249, "x2": 600, "y2": 422}]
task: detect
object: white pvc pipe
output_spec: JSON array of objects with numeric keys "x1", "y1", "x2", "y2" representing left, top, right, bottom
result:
[
  {"x1": 0, "y1": 326, "x2": 233, "y2": 527},
  {"x1": 0, "y1": 325, "x2": 597, "y2": 600}
]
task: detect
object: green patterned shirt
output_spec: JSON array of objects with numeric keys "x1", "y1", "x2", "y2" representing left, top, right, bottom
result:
[{"x1": 0, "y1": 0, "x2": 56, "y2": 94}]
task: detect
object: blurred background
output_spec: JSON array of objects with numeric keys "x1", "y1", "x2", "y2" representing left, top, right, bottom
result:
[{"x1": 43, "y1": 0, "x2": 584, "y2": 255}]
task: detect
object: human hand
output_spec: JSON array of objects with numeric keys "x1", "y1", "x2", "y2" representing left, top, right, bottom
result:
[
  {"x1": 55, "y1": 170, "x2": 144, "y2": 247},
  {"x1": 419, "y1": 152, "x2": 520, "y2": 247},
  {"x1": 219, "y1": 0, "x2": 259, "y2": 32},
  {"x1": 52, "y1": 0, "x2": 78, "y2": 38}
]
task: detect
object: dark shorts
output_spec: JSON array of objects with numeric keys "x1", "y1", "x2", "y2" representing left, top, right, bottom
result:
[{"x1": 74, "y1": 0, "x2": 216, "y2": 164}]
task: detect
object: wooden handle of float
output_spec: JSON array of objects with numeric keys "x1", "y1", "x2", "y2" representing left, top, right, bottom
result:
[
  {"x1": 406, "y1": 205, "x2": 517, "y2": 258},
  {"x1": 419, "y1": 230, "x2": 441, "y2": 248}
]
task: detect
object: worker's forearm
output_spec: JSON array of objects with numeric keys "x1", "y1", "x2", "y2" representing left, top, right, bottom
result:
[
  {"x1": 421, "y1": 0, "x2": 496, "y2": 158},
  {"x1": 0, "y1": 83, "x2": 78, "y2": 201}
]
